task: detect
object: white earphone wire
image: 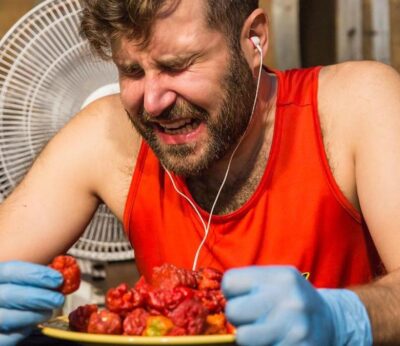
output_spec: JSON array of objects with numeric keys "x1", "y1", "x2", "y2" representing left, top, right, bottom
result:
[
  {"x1": 165, "y1": 41, "x2": 264, "y2": 271},
  {"x1": 164, "y1": 169, "x2": 207, "y2": 231}
]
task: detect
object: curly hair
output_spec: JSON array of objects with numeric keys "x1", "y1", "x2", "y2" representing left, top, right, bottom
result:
[{"x1": 80, "y1": 0, "x2": 259, "y2": 60}]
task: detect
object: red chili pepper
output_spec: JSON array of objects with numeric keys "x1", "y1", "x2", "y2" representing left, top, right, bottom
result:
[
  {"x1": 49, "y1": 255, "x2": 81, "y2": 294},
  {"x1": 106, "y1": 283, "x2": 144, "y2": 317},
  {"x1": 123, "y1": 308, "x2": 150, "y2": 336},
  {"x1": 87, "y1": 309, "x2": 122, "y2": 335},
  {"x1": 68, "y1": 304, "x2": 98, "y2": 332}
]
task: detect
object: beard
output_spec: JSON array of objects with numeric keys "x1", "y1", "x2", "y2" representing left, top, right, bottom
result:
[{"x1": 127, "y1": 49, "x2": 257, "y2": 177}]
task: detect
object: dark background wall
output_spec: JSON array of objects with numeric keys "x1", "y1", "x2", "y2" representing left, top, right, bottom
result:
[{"x1": 300, "y1": 0, "x2": 336, "y2": 67}]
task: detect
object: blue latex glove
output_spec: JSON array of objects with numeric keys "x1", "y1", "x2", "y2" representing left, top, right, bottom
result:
[
  {"x1": 0, "y1": 261, "x2": 65, "y2": 346},
  {"x1": 222, "y1": 266, "x2": 372, "y2": 346}
]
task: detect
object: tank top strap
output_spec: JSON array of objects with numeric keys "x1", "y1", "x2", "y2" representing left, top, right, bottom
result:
[{"x1": 272, "y1": 66, "x2": 322, "y2": 107}]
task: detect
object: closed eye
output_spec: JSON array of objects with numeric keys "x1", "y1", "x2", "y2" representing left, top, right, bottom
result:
[
  {"x1": 117, "y1": 64, "x2": 144, "y2": 79},
  {"x1": 158, "y1": 54, "x2": 199, "y2": 75},
  {"x1": 161, "y1": 64, "x2": 189, "y2": 74}
]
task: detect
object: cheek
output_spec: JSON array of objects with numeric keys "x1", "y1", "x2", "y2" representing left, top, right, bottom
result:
[
  {"x1": 119, "y1": 79, "x2": 144, "y2": 112},
  {"x1": 175, "y1": 74, "x2": 225, "y2": 114}
]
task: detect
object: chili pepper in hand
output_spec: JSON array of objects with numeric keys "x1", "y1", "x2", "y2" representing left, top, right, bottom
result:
[{"x1": 49, "y1": 255, "x2": 80, "y2": 294}]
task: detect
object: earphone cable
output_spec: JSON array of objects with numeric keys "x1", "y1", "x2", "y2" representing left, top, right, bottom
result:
[
  {"x1": 165, "y1": 46, "x2": 264, "y2": 270},
  {"x1": 164, "y1": 169, "x2": 207, "y2": 232},
  {"x1": 191, "y1": 53, "x2": 263, "y2": 270}
]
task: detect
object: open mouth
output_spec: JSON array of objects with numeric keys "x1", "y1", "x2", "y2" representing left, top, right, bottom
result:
[{"x1": 156, "y1": 118, "x2": 202, "y2": 135}]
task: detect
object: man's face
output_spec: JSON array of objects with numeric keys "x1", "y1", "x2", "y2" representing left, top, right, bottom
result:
[{"x1": 115, "y1": 1, "x2": 256, "y2": 176}]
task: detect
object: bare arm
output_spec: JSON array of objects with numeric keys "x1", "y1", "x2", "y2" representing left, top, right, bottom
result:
[
  {"x1": 324, "y1": 61, "x2": 400, "y2": 343},
  {"x1": 354, "y1": 63, "x2": 400, "y2": 343},
  {"x1": 354, "y1": 269, "x2": 400, "y2": 343},
  {"x1": 0, "y1": 94, "x2": 137, "y2": 264}
]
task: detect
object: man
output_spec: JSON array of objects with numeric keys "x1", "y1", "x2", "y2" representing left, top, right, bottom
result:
[{"x1": 0, "y1": 0, "x2": 399, "y2": 345}]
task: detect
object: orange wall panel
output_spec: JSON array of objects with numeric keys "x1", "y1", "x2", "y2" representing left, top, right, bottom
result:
[{"x1": 0, "y1": 0, "x2": 37, "y2": 38}]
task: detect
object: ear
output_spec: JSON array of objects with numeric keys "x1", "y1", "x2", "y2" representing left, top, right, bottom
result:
[{"x1": 240, "y1": 8, "x2": 269, "y2": 73}]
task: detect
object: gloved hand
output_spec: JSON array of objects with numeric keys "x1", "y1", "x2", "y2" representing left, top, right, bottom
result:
[
  {"x1": 222, "y1": 266, "x2": 372, "y2": 346},
  {"x1": 0, "y1": 261, "x2": 65, "y2": 346}
]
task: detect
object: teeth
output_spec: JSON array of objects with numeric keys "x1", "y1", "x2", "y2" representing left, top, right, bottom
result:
[
  {"x1": 161, "y1": 119, "x2": 199, "y2": 135},
  {"x1": 160, "y1": 119, "x2": 193, "y2": 130}
]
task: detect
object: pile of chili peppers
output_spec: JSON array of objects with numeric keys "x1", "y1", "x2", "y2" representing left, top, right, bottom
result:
[{"x1": 67, "y1": 263, "x2": 234, "y2": 336}]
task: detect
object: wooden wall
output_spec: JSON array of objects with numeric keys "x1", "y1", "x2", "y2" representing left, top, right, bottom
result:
[
  {"x1": 390, "y1": 0, "x2": 400, "y2": 71},
  {"x1": 300, "y1": 0, "x2": 336, "y2": 67},
  {"x1": 0, "y1": 0, "x2": 38, "y2": 39},
  {"x1": 261, "y1": 0, "x2": 400, "y2": 71}
]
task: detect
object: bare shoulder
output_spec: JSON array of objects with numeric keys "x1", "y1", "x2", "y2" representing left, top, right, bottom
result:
[
  {"x1": 319, "y1": 60, "x2": 400, "y2": 147},
  {"x1": 319, "y1": 60, "x2": 400, "y2": 118},
  {"x1": 78, "y1": 93, "x2": 139, "y2": 159},
  {"x1": 316, "y1": 61, "x2": 400, "y2": 210},
  {"x1": 74, "y1": 93, "x2": 141, "y2": 219},
  {"x1": 319, "y1": 59, "x2": 399, "y2": 83}
]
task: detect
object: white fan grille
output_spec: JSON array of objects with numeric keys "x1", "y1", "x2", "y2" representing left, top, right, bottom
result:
[{"x1": 0, "y1": 0, "x2": 134, "y2": 261}]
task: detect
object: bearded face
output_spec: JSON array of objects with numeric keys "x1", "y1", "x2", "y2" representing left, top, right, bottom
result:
[{"x1": 127, "y1": 48, "x2": 257, "y2": 177}]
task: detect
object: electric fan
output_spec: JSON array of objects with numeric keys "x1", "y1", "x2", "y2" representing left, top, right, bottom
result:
[{"x1": 0, "y1": 0, "x2": 134, "y2": 262}]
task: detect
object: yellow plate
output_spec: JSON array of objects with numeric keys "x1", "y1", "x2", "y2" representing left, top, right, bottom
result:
[{"x1": 40, "y1": 316, "x2": 236, "y2": 345}]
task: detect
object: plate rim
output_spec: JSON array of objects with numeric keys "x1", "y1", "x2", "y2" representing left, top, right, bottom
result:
[{"x1": 39, "y1": 316, "x2": 236, "y2": 345}]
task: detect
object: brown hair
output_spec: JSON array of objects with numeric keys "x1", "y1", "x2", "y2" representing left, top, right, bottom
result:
[{"x1": 80, "y1": 0, "x2": 259, "y2": 60}]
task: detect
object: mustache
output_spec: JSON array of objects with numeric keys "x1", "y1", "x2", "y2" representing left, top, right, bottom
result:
[{"x1": 139, "y1": 99, "x2": 208, "y2": 123}]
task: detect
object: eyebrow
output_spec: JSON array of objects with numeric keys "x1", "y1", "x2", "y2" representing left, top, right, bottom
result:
[
  {"x1": 115, "y1": 61, "x2": 142, "y2": 74},
  {"x1": 113, "y1": 52, "x2": 201, "y2": 72},
  {"x1": 156, "y1": 53, "x2": 200, "y2": 68}
]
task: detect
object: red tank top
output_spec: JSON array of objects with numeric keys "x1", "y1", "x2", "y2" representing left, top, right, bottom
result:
[{"x1": 123, "y1": 67, "x2": 382, "y2": 288}]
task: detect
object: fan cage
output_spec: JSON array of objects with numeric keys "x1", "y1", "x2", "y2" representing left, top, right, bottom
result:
[{"x1": 0, "y1": 0, "x2": 134, "y2": 261}]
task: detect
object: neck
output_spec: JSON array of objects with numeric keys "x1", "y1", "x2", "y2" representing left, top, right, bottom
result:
[{"x1": 187, "y1": 70, "x2": 277, "y2": 213}]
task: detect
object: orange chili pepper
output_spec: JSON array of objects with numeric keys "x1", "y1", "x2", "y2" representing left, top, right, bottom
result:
[{"x1": 142, "y1": 316, "x2": 174, "y2": 336}]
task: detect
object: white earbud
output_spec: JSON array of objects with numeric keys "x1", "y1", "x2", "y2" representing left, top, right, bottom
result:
[{"x1": 250, "y1": 35, "x2": 261, "y2": 49}]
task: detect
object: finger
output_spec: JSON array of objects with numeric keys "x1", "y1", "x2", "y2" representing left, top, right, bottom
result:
[
  {"x1": 0, "y1": 261, "x2": 63, "y2": 289},
  {"x1": 236, "y1": 310, "x2": 308, "y2": 346},
  {"x1": 236, "y1": 321, "x2": 275, "y2": 346},
  {"x1": 0, "y1": 284, "x2": 64, "y2": 310},
  {"x1": 0, "y1": 309, "x2": 52, "y2": 333},
  {"x1": 222, "y1": 266, "x2": 299, "y2": 298},
  {"x1": 225, "y1": 287, "x2": 281, "y2": 325},
  {"x1": 0, "y1": 327, "x2": 32, "y2": 346}
]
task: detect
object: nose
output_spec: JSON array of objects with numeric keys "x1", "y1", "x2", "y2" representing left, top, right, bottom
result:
[{"x1": 143, "y1": 72, "x2": 177, "y2": 117}]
